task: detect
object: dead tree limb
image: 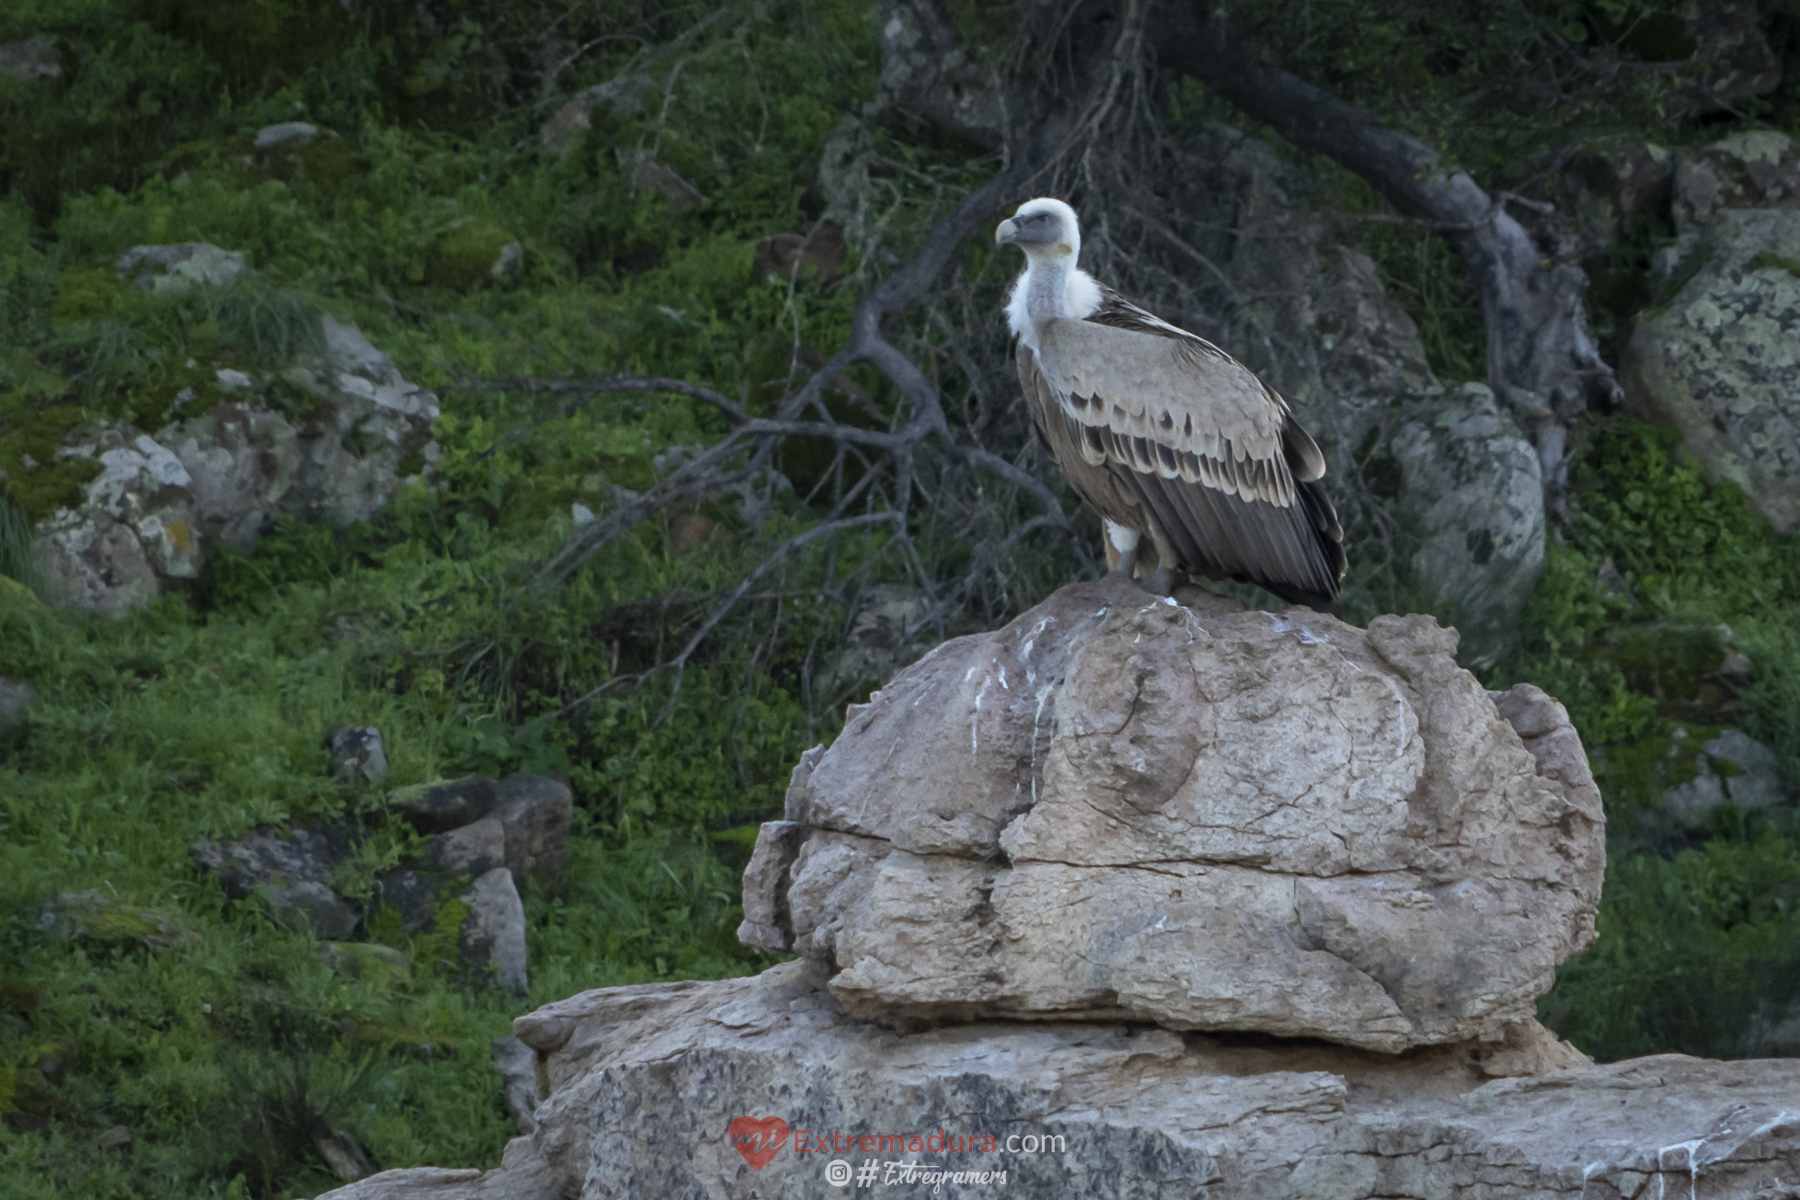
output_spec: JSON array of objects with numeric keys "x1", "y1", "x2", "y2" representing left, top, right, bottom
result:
[{"x1": 1146, "y1": 4, "x2": 1622, "y2": 514}]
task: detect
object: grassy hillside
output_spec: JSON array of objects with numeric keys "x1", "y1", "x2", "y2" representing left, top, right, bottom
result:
[{"x1": 2, "y1": 2, "x2": 1798, "y2": 1196}]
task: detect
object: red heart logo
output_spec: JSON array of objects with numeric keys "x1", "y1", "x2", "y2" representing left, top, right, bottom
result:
[{"x1": 727, "y1": 1116, "x2": 790, "y2": 1171}]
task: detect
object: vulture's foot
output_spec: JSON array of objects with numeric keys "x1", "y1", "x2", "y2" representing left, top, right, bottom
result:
[{"x1": 1140, "y1": 564, "x2": 1175, "y2": 596}]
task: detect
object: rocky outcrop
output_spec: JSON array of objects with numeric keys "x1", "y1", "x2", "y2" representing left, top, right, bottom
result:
[
  {"x1": 1625, "y1": 207, "x2": 1800, "y2": 531},
  {"x1": 743, "y1": 578, "x2": 1603, "y2": 1052},
  {"x1": 1623, "y1": 132, "x2": 1800, "y2": 533},
  {"x1": 36, "y1": 245, "x2": 439, "y2": 614},
  {"x1": 459, "y1": 868, "x2": 529, "y2": 997},
  {"x1": 320, "y1": 587, "x2": 1800, "y2": 1200},
  {"x1": 324, "y1": 961, "x2": 1800, "y2": 1200},
  {"x1": 191, "y1": 824, "x2": 361, "y2": 939},
  {"x1": 329, "y1": 725, "x2": 390, "y2": 785},
  {"x1": 189, "y1": 767, "x2": 570, "y2": 992},
  {"x1": 1383, "y1": 383, "x2": 1544, "y2": 669}
]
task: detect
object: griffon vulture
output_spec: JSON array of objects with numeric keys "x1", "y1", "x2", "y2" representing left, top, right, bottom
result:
[{"x1": 996, "y1": 197, "x2": 1346, "y2": 614}]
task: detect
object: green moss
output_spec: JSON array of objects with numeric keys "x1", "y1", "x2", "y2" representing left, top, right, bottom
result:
[
  {"x1": 424, "y1": 221, "x2": 518, "y2": 292},
  {"x1": 49, "y1": 266, "x2": 126, "y2": 323},
  {"x1": 1746, "y1": 250, "x2": 1800, "y2": 278},
  {"x1": 0, "y1": 387, "x2": 100, "y2": 522}
]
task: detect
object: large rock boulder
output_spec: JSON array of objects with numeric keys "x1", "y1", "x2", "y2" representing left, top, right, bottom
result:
[
  {"x1": 190, "y1": 824, "x2": 361, "y2": 939},
  {"x1": 1382, "y1": 383, "x2": 1545, "y2": 669},
  {"x1": 1625, "y1": 207, "x2": 1800, "y2": 531},
  {"x1": 741, "y1": 578, "x2": 1603, "y2": 1053},
  {"x1": 321, "y1": 962, "x2": 1800, "y2": 1200},
  {"x1": 315, "y1": 592, "x2": 1800, "y2": 1200}
]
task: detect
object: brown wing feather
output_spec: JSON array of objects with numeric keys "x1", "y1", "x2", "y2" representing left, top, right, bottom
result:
[{"x1": 1021, "y1": 282, "x2": 1345, "y2": 609}]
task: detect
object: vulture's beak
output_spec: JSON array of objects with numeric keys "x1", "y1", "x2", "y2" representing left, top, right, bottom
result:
[{"x1": 995, "y1": 218, "x2": 1019, "y2": 246}]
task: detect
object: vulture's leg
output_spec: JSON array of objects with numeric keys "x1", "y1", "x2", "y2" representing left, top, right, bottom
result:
[
  {"x1": 1140, "y1": 521, "x2": 1179, "y2": 595},
  {"x1": 1104, "y1": 520, "x2": 1140, "y2": 579}
]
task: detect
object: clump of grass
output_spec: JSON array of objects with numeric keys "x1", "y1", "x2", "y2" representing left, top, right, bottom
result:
[{"x1": 0, "y1": 497, "x2": 37, "y2": 590}]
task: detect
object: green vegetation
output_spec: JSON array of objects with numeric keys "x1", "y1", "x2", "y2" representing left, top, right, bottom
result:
[
  {"x1": 1501, "y1": 420, "x2": 1800, "y2": 1059},
  {"x1": 3, "y1": 0, "x2": 1800, "y2": 1195},
  {"x1": 1, "y1": 2, "x2": 905, "y2": 1195}
]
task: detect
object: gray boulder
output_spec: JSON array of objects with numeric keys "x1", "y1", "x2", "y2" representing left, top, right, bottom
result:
[
  {"x1": 393, "y1": 773, "x2": 572, "y2": 886},
  {"x1": 1661, "y1": 727, "x2": 1789, "y2": 824},
  {"x1": 461, "y1": 868, "x2": 528, "y2": 998},
  {"x1": 742, "y1": 578, "x2": 1604, "y2": 1053},
  {"x1": 329, "y1": 725, "x2": 389, "y2": 785},
  {"x1": 491, "y1": 1035, "x2": 540, "y2": 1135},
  {"x1": 495, "y1": 774, "x2": 573, "y2": 888},
  {"x1": 190, "y1": 825, "x2": 359, "y2": 939},
  {"x1": 1384, "y1": 383, "x2": 1545, "y2": 669},
  {"x1": 1671, "y1": 130, "x2": 1800, "y2": 227},
  {"x1": 1625, "y1": 207, "x2": 1800, "y2": 532},
  {"x1": 116, "y1": 243, "x2": 246, "y2": 292},
  {"x1": 253, "y1": 121, "x2": 318, "y2": 149},
  {"x1": 389, "y1": 775, "x2": 501, "y2": 833},
  {"x1": 424, "y1": 816, "x2": 507, "y2": 876},
  {"x1": 326, "y1": 962, "x2": 1800, "y2": 1200}
]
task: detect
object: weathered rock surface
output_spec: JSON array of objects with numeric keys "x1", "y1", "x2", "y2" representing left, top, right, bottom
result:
[
  {"x1": 37, "y1": 254, "x2": 439, "y2": 614},
  {"x1": 117, "y1": 243, "x2": 247, "y2": 292},
  {"x1": 1671, "y1": 130, "x2": 1800, "y2": 227},
  {"x1": 330, "y1": 725, "x2": 389, "y2": 785},
  {"x1": 492, "y1": 1035, "x2": 540, "y2": 1135},
  {"x1": 459, "y1": 868, "x2": 528, "y2": 997},
  {"x1": 1384, "y1": 383, "x2": 1545, "y2": 669},
  {"x1": 493, "y1": 775, "x2": 574, "y2": 888},
  {"x1": 190, "y1": 825, "x2": 360, "y2": 939},
  {"x1": 425, "y1": 816, "x2": 508, "y2": 876},
  {"x1": 254, "y1": 120, "x2": 319, "y2": 149},
  {"x1": 1661, "y1": 727, "x2": 1789, "y2": 824},
  {"x1": 328, "y1": 962, "x2": 1800, "y2": 1200},
  {"x1": 390, "y1": 775, "x2": 502, "y2": 833},
  {"x1": 742, "y1": 578, "x2": 1603, "y2": 1053},
  {"x1": 1626, "y1": 207, "x2": 1800, "y2": 532},
  {"x1": 392, "y1": 773, "x2": 571, "y2": 886}
]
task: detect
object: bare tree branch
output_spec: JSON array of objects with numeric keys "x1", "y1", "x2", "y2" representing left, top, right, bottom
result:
[{"x1": 1147, "y1": 3, "x2": 1622, "y2": 514}]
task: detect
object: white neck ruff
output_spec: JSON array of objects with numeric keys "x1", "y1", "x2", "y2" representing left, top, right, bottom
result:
[{"x1": 1006, "y1": 255, "x2": 1102, "y2": 352}]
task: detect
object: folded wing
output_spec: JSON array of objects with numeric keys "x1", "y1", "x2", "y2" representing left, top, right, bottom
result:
[{"x1": 1027, "y1": 301, "x2": 1344, "y2": 608}]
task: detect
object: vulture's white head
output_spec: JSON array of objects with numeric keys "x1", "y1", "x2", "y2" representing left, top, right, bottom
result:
[
  {"x1": 995, "y1": 197, "x2": 1080, "y2": 260},
  {"x1": 997, "y1": 197, "x2": 1099, "y2": 344}
]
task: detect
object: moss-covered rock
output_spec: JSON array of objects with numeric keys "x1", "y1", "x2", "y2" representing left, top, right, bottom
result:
[
  {"x1": 424, "y1": 221, "x2": 521, "y2": 291},
  {"x1": 37, "y1": 891, "x2": 195, "y2": 948},
  {"x1": 1624, "y1": 208, "x2": 1800, "y2": 532}
]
